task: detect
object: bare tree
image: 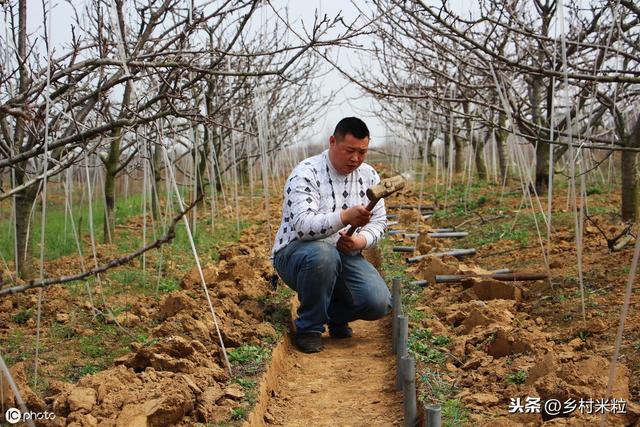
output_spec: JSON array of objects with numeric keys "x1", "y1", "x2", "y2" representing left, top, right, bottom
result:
[{"x1": 0, "y1": 0, "x2": 364, "y2": 277}]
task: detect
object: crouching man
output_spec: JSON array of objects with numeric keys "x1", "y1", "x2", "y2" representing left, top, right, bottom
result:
[{"x1": 272, "y1": 117, "x2": 391, "y2": 353}]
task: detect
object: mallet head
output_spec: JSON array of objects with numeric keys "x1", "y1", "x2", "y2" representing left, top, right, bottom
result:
[{"x1": 366, "y1": 175, "x2": 405, "y2": 200}]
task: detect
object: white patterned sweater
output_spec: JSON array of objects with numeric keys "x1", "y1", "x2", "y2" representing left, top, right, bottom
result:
[{"x1": 272, "y1": 149, "x2": 387, "y2": 256}]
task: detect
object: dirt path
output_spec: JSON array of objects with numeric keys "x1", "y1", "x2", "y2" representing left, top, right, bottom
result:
[{"x1": 262, "y1": 317, "x2": 403, "y2": 426}]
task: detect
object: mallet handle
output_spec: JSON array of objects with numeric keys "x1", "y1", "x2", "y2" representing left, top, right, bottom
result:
[{"x1": 346, "y1": 198, "x2": 379, "y2": 236}]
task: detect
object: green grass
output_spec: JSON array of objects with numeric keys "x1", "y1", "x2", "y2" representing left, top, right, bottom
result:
[
  {"x1": 50, "y1": 322, "x2": 77, "y2": 340},
  {"x1": 110, "y1": 269, "x2": 145, "y2": 286},
  {"x1": 232, "y1": 378, "x2": 257, "y2": 389},
  {"x1": 228, "y1": 345, "x2": 269, "y2": 364},
  {"x1": 442, "y1": 399, "x2": 468, "y2": 426},
  {"x1": 11, "y1": 308, "x2": 33, "y2": 324},
  {"x1": 586, "y1": 185, "x2": 603, "y2": 196},
  {"x1": 432, "y1": 181, "x2": 493, "y2": 219},
  {"x1": 409, "y1": 329, "x2": 447, "y2": 364},
  {"x1": 2, "y1": 330, "x2": 29, "y2": 366},
  {"x1": 230, "y1": 406, "x2": 248, "y2": 421},
  {"x1": 473, "y1": 222, "x2": 530, "y2": 247},
  {"x1": 169, "y1": 218, "x2": 250, "y2": 264},
  {"x1": 506, "y1": 370, "x2": 527, "y2": 385},
  {"x1": 263, "y1": 285, "x2": 294, "y2": 333},
  {"x1": 78, "y1": 364, "x2": 101, "y2": 377},
  {"x1": 157, "y1": 277, "x2": 180, "y2": 293},
  {"x1": 419, "y1": 370, "x2": 458, "y2": 402},
  {"x1": 432, "y1": 335, "x2": 451, "y2": 346},
  {"x1": 0, "y1": 189, "x2": 247, "y2": 269},
  {"x1": 228, "y1": 345, "x2": 270, "y2": 376},
  {"x1": 63, "y1": 361, "x2": 106, "y2": 382},
  {"x1": 0, "y1": 193, "x2": 146, "y2": 261},
  {"x1": 79, "y1": 335, "x2": 106, "y2": 358}
]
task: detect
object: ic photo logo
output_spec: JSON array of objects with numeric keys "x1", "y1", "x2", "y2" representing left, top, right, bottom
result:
[
  {"x1": 4, "y1": 407, "x2": 56, "y2": 424},
  {"x1": 4, "y1": 408, "x2": 21, "y2": 424}
]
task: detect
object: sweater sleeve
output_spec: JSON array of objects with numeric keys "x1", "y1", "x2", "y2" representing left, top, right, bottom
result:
[
  {"x1": 288, "y1": 170, "x2": 344, "y2": 240},
  {"x1": 357, "y1": 169, "x2": 387, "y2": 249}
]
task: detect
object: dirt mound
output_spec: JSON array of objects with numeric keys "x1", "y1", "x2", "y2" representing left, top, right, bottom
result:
[
  {"x1": 40, "y1": 239, "x2": 279, "y2": 425},
  {"x1": 407, "y1": 255, "x2": 458, "y2": 284},
  {"x1": 456, "y1": 300, "x2": 516, "y2": 333},
  {"x1": 1, "y1": 362, "x2": 47, "y2": 413},
  {"x1": 404, "y1": 239, "x2": 636, "y2": 425},
  {"x1": 51, "y1": 364, "x2": 230, "y2": 426},
  {"x1": 157, "y1": 291, "x2": 199, "y2": 320},
  {"x1": 398, "y1": 208, "x2": 423, "y2": 225},
  {"x1": 116, "y1": 336, "x2": 225, "y2": 376},
  {"x1": 415, "y1": 230, "x2": 446, "y2": 254},
  {"x1": 466, "y1": 278, "x2": 523, "y2": 301},
  {"x1": 533, "y1": 354, "x2": 629, "y2": 402}
]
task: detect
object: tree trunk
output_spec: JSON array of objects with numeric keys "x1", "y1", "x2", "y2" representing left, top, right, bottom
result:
[
  {"x1": 535, "y1": 140, "x2": 550, "y2": 193},
  {"x1": 472, "y1": 131, "x2": 487, "y2": 180},
  {"x1": 103, "y1": 127, "x2": 121, "y2": 243},
  {"x1": 443, "y1": 137, "x2": 450, "y2": 169},
  {"x1": 621, "y1": 149, "x2": 637, "y2": 220},
  {"x1": 103, "y1": 82, "x2": 132, "y2": 242},
  {"x1": 14, "y1": 186, "x2": 36, "y2": 279},
  {"x1": 192, "y1": 125, "x2": 207, "y2": 206},
  {"x1": 622, "y1": 116, "x2": 640, "y2": 220},
  {"x1": 13, "y1": 0, "x2": 32, "y2": 278},
  {"x1": 474, "y1": 143, "x2": 487, "y2": 181},
  {"x1": 453, "y1": 135, "x2": 463, "y2": 173},
  {"x1": 426, "y1": 137, "x2": 434, "y2": 168},
  {"x1": 151, "y1": 141, "x2": 162, "y2": 221},
  {"x1": 495, "y1": 112, "x2": 508, "y2": 182}
]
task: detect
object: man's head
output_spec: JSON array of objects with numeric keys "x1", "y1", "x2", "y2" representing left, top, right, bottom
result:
[{"x1": 328, "y1": 117, "x2": 370, "y2": 175}]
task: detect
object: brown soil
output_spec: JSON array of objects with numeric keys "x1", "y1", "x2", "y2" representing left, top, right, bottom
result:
[
  {"x1": 385, "y1": 182, "x2": 640, "y2": 426},
  {"x1": 4, "y1": 173, "x2": 640, "y2": 426},
  {"x1": 1, "y1": 223, "x2": 282, "y2": 426},
  {"x1": 1, "y1": 194, "x2": 406, "y2": 426},
  {"x1": 260, "y1": 318, "x2": 403, "y2": 426}
]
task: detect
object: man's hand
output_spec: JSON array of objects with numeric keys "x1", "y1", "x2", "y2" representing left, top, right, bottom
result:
[
  {"x1": 340, "y1": 205, "x2": 372, "y2": 227},
  {"x1": 337, "y1": 231, "x2": 367, "y2": 252}
]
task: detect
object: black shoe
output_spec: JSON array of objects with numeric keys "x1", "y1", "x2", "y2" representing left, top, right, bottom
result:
[
  {"x1": 294, "y1": 331, "x2": 324, "y2": 353},
  {"x1": 328, "y1": 322, "x2": 353, "y2": 339}
]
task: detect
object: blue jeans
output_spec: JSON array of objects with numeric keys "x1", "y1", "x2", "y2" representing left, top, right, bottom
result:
[{"x1": 273, "y1": 239, "x2": 392, "y2": 333}]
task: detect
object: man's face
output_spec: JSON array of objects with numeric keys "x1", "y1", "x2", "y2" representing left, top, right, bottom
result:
[{"x1": 328, "y1": 133, "x2": 369, "y2": 175}]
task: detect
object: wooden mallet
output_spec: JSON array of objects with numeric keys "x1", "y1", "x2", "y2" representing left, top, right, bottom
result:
[{"x1": 346, "y1": 175, "x2": 406, "y2": 236}]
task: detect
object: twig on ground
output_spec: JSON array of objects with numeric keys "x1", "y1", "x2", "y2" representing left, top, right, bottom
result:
[
  {"x1": 455, "y1": 214, "x2": 506, "y2": 229},
  {"x1": 583, "y1": 212, "x2": 633, "y2": 251},
  {"x1": 477, "y1": 245, "x2": 538, "y2": 258}
]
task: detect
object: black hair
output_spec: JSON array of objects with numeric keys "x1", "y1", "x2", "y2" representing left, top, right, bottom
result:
[{"x1": 333, "y1": 117, "x2": 370, "y2": 140}]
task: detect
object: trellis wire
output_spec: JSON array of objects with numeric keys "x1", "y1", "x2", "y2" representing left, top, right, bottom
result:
[
  {"x1": 0, "y1": 353, "x2": 35, "y2": 427},
  {"x1": 600, "y1": 222, "x2": 640, "y2": 427},
  {"x1": 558, "y1": 0, "x2": 587, "y2": 326},
  {"x1": 162, "y1": 146, "x2": 232, "y2": 375},
  {"x1": 34, "y1": 0, "x2": 54, "y2": 387},
  {"x1": 258, "y1": 94, "x2": 273, "y2": 243},
  {"x1": 489, "y1": 65, "x2": 552, "y2": 290}
]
